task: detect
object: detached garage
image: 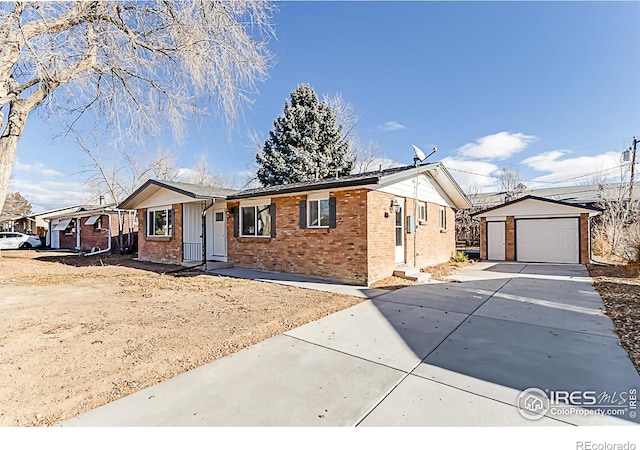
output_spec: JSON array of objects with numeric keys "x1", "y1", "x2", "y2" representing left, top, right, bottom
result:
[{"x1": 473, "y1": 196, "x2": 601, "y2": 264}]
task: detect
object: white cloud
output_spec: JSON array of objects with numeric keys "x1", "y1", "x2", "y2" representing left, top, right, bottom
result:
[
  {"x1": 12, "y1": 159, "x2": 63, "y2": 178},
  {"x1": 379, "y1": 121, "x2": 405, "y2": 132},
  {"x1": 440, "y1": 156, "x2": 500, "y2": 192},
  {"x1": 522, "y1": 150, "x2": 624, "y2": 186},
  {"x1": 456, "y1": 131, "x2": 536, "y2": 161},
  {"x1": 8, "y1": 178, "x2": 93, "y2": 212}
]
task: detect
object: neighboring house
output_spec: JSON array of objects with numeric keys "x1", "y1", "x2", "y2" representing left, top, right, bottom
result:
[
  {"x1": 118, "y1": 180, "x2": 239, "y2": 264},
  {"x1": 0, "y1": 216, "x2": 34, "y2": 233},
  {"x1": 47, "y1": 205, "x2": 137, "y2": 254},
  {"x1": 1, "y1": 204, "x2": 92, "y2": 240},
  {"x1": 118, "y1": 164, "x2": 471, "y2": 285},
  {"x1": 473, "y1": 195, "x2": 601, "y2": 264}
]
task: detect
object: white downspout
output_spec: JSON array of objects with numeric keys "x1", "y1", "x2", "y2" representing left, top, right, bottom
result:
[{"x1": 84, "y1": 214, "x2": 112, "y2": 256}]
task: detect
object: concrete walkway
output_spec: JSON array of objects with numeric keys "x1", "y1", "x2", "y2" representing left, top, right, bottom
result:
[
  {"x1": 208, "y1": 267, "x2": 388, "y2": 299},
  {"x1": 62, "y1": 263, "x2": 640, "y2": 426}
]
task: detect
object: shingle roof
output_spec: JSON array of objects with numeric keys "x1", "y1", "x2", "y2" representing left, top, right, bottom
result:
[
  {"x1": 470, "y1": 182, "x2": 636, "y2": 208},
  {"x1": 471, "y1": 195, "x2": 602, "y2": 217},
  {"x1": 118, "y1": 179, "x2": 239, "y2": 209},
  {"x1": 154, "y1": 180, "x2": 239, "y2": 198},
  {"x1": 227, "y1": 165, "x2": 418, "y2": 199}
]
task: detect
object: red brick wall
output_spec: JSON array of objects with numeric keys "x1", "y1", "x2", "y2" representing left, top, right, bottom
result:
[
  {"x1": 580, "y1": 213, "x2": 590, "y2": 264},
  {"x1": 78, "y1": 215, "x2": 112, "y2": 252},
  {"x1": 479, "y1": 217, "x2": 487, "y2": 260},
  {"x1": 137, "y1": 204, "x2": 183, "y2": 264},
  {"x1": 58, "y1": 219, "x2": 77, "y2": 250},
  {"x1": 58, "y1": 213, "x2": 138, "y2": 252},
  {"x1": 227, "y1": 190, "x2": 369, "y2": 284}
]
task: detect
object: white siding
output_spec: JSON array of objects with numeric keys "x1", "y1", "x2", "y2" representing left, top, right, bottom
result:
[
  {"x1": 50, "y1": 220, "x2": 60, "y2": 249},
  {"x1": 377, "y1": 175, "x2": 452, "y2": 207},
  {"x1": 477, "y1": 199, "x2": 592, "y2": 218},
  {"x1": 182, "y1": 202, "x2": 202, "y2": 244},
  {"x1": 136, "y1": 189, "x2": 194, "y2": 210}
]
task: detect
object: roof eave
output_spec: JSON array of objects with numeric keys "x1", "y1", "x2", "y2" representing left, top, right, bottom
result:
[{"x1": 471, "y1": 195, "x2": 604, "y2": 217}]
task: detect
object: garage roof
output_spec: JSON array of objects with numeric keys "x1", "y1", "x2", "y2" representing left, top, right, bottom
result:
[{"x1": 472, "y1": 195, "x2": 602, "y2": 218}]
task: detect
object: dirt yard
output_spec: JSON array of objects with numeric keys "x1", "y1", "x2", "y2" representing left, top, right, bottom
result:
[
  {"x1": 0, "y1": 251, "x2": 363, "y2": 426},
  {"x1": 588, "y1": 263, "x2": 640, "y2": 375}
]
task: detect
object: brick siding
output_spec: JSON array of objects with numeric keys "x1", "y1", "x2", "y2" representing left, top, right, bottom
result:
[
  {"x1": 57, "y1": 213, "x2": 137, "y2": 252},
  {"x1": 505, "y1": 216, "x2": 516, "y2": 261},
  {"x1": 137, "y1": 204, "x2": 183, "y2": 264},
  {"x1": 227, "y1": 190, "x2": 369, "y2": 284},
  {"x1": 227, "y1": 189, "x2": 456, "y2": 285},
  {"x1": 479, "y1": 217, "x2": 487, "y2": 260},
  {"x1": 579, "y1": 213, "x2": 590, "y2": 264}
]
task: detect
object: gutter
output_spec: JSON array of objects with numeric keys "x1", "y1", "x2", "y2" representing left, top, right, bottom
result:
[{"x1": 84, "y1": 214, "x2": 112, "y2": 256}]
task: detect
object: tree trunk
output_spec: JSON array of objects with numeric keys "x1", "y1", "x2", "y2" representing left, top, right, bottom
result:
[
  {"x1": 0, "y1": 86, "x2": 48, "y2": 214},
  {"x1": 0, "y1": 111, "x2": 26, "y2": 215}
]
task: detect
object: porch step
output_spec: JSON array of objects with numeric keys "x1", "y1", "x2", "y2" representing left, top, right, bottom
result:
[
  {"x1": 206, "y1": 261, "x2": 233, "y2": 271},
  {"x1": 393, "y1": 266, "x2": 432, "y2": 284}
]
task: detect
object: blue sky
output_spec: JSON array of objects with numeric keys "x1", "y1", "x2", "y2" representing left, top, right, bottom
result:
[{"x1": 9, "y1": 1, "x2": 640, "y2": 211}]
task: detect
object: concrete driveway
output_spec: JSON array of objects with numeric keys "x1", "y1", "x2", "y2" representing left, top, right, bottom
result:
[{"x1": 62, "y1": 263, "x2": 640, "y2": 426}]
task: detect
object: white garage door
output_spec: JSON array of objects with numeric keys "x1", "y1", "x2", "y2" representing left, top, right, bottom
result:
[{"x1": 516, "y1": 218, "x2": 579, "y2": 263}]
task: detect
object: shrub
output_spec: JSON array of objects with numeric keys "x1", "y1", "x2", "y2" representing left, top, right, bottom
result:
[{"x1": 451, "y1": 250, "x2": 469, "y2": 263}]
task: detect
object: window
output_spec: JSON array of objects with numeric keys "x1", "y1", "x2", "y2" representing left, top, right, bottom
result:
[
  {"x1": 64, "y1": 219, "x2": 75, "y2": 235},
  {"x1": 147, "y1": 208, "x2": 173, "y2": 237},
  {"x1": 85, "y1": 215, "x2": 102, "y2": 230},
  {"x1": 308, "y1": 198, "x2": 330, "y2": 228},
  {"x1": 241, "y1": 205, "x2": 271, "y2": 237},
  {"x1": 419, "y1": 203, "x2": 427, "y2": 221},
  {"x1": 439, "y1": 206, "x2": 446, "y2": 229}
]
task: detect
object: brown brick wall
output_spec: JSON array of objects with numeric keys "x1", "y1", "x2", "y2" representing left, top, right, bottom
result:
[
  {"x1": 227, "y1": 190, "x2": 369, "y2": 284},
  {"x1": 479, "y1": 217, "x2": 487, "y2": 260},
  {"x1": 505, "y1": 216, "x2": 516, "y2": 261},
  {"x1": 137, "y1": 204, "x2": 183, "y2": 264},
  {"x1": 403, "y1": 199, "x2": 456, "y2": 270},
  {"x1": 366, "y1": 191, "x2": 396, "y2": 283},
  {"x1": 580, "y1": 213, "x2": 590, "y2": 264}
]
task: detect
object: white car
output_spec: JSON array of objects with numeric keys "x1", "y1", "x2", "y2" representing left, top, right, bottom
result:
[{"x1": 0, "y1": 232, "x2": 42, "y2": 250}]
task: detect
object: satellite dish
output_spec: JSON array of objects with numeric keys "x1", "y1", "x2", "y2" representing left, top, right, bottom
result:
[
  {"x1": 412, "y1": 145, "x2": 427, "y2": 162},
  {"x1": 412, "y1": 145, "x2": 437, "y2": 166}
]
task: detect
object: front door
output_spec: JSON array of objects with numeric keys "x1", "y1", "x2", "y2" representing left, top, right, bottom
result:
[
  {"x1": 212, "y1": 209, "x2": 227, "y2": 259},
  {"x1": 394, "y1": 199, "x2": 404, "y2": 264}
]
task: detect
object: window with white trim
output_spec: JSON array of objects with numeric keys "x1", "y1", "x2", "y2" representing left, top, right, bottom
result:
[
  {"x1": 439, "y1": 206, "x2": 446, "y2": 229},
  {"x1": 147, "y1": 207, "x2": 173, "y2": 237},
  {"x1": 419, "y1": 202, "x2": 427, "y2": 221},
  {"x1": 241, "y1": 204, "x2": 271, "y2": 237},
  {"x1": 308, "y1": 198, "x2": 330, "y2": 228}
]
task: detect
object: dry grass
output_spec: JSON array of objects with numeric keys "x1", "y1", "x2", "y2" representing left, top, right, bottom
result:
[
  {"x1": 0, "y1": 250, "x2": 363, "y2": 426},
  {"x1": 588, "y1": 263, "x2": 640, "y2": 374}
]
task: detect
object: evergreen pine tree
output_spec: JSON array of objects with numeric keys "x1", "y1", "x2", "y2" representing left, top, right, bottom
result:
[{"x1": 256, "y1": 84, "x2": 354, "y2": 186}]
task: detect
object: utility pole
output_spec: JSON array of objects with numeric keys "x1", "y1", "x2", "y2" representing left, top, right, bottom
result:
[{"x1": 629, "y1": 137, "x2": 638, "y2": 214}]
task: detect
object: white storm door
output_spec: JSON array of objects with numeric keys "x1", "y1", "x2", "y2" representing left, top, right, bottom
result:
[
  {"x1": 394, "y1": 200, "x2": 404, "y2": 264},
  {"x1": 487, "y1": 221, "x2": 506, "y2": 260},
  {"x1": 212, "y1": 209, "x2": 227, "y2": 257}
]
